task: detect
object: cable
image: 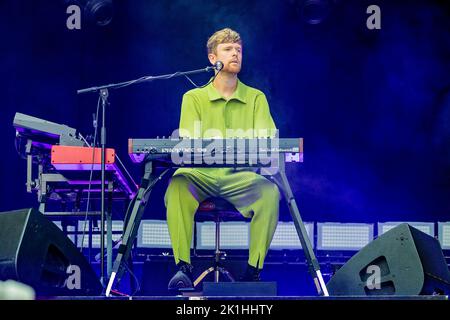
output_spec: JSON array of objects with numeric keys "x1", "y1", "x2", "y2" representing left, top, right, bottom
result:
[
  {"x1": 79, "y1": 95, "x2": 101, "y2": 252},
  {"x1": 121, "y1": 168, "x2": 169, "y2": 234},
  {"x1": 109, "y1": 66, "x2": 221, "y2": 91},
  {"x1": 112, "y1": 168, "x2": 170, "y2": 294},
  {"x1": 112, "y1": 72, "x2": 181, "y2": 90},
  {"x1": 115, "y1": 154, "x2": 137, "y2": 188},
  {"x1": 184, "y1": 67, "x2": 222, "y2": 88},
  {"x1": 123, "y1": 261, "x2": 141, "y2": 296},
  {"x1": 121, "y1": 191, "x2": 138, "y2": 235},
  {"x1": 78, "y1": 133, "x2": 91, "y2": 146},
  {"x1": 110, "y1": 289, "x2": 130, "y2": 297},
  {"x1": 76, "y1": 64, "x2": 218, "y2": 288}
]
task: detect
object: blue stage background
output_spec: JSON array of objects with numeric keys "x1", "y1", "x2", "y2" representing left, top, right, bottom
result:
[{"x1": 1, "y1": 0, "x2": 448, "y2": 224}]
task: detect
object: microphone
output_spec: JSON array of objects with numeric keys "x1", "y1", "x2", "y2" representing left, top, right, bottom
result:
[{"x1": 213, "y1": 61, "x2": 224, "y2": 71}]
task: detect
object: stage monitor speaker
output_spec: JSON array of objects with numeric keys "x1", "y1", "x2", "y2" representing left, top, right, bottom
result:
[
  {"x1": 0, "y1": 208, "x2": 102, "y2": 296},
  {"x1": 327, "y1": 223, "x2": 450, "y2": 296}
]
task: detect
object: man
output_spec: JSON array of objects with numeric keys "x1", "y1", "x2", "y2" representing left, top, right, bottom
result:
[{"x1": 165, "y1": 28, "x2": 280, "y2": 290}]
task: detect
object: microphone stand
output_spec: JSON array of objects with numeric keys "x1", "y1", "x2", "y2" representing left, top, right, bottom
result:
[
  {"x1": 77, "y1": 66, "x2": 217, "y2": 94},
  {"x1": 99, "y1": 88, "x2": 108, "y2": 288},
  {"x1": 76, "y1": 65, "x2": 217, "y2": 291}
]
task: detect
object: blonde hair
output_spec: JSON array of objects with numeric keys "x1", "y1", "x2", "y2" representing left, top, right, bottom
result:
[{"x1": 206, "y1": 28, "x2": 242, "y2": 55}]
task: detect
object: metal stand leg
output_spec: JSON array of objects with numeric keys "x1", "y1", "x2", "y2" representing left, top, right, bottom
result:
[
  {"x1": 105, "y1": 163, "x2": 169, "y2": 296},
  {"x1": 272, "y1": 154, "x2": 329, "y2": 296},
  {"x1": 193, "y1": 216, "x2": 235, "y2": 287},
  {"x1": 193, "y1": 267, "x2": 235, "y2": 288},
  {"x1": 106, "y1": 181, "x2": 113, "y2": 278},
  {"x1": 214, "y1": 217, "x2": 220, "y2": 283}
]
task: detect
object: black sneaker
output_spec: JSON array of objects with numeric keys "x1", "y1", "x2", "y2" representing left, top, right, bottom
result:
[
  {"x1": 168, "y1": 261, "x2": 194, "y2": 291},
  {"x1": 239, "y1": 264, "x2": 261, "y2": 281}
]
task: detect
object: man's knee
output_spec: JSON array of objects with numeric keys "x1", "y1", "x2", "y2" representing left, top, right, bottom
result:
[
  {"x1": 260, "y1": 181, "x2": 280, "y2": 202},
  {"x1": 164, "y1": 176, "x2": 190, "y2": 206},
  {"x1": 249, "y1": 181, "x2": 280, "y2": 221}
]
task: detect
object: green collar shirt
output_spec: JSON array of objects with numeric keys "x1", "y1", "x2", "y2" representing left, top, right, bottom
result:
[{"x1": 178, "y1": 79, "x2": 276, "y2": 138}]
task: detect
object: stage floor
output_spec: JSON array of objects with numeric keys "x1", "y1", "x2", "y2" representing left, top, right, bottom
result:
[{"x1": 44, "y1": 295, "x2": 448, "y2": 300}]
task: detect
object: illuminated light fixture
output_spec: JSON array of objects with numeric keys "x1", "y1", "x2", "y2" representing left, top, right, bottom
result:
[
  {"x1": 317, "y1": 222, "x2": 374, "y2": 251},
  {"x1": 269, "y1": 222, "x2": 314, "y2": 250},
  {"x1": 138, "y1": 220, "x2": 193, "y2": 249},
  {"x1": 138, "y1": 220, "x2": 171, "y2": 249},
  {"x1": 378, "y1": 222, "x2": 435, "y2": 237},
  {"x1": 53, "y1": 221, "x2": 63, "y2": 230},
  {"x1": 77, "y1": 220, "x2": 123, "y2": 248},
  {"x1": 437, "y1": 222, "x2": 450, "y2": 250},
  {"x1": 196, "y1": 222, "x2": 249, "y2": 250}
]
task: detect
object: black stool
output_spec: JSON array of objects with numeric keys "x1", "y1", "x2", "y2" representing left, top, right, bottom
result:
[{"x1": 193, "y1": 197, "x2": 243, "y2": 287}]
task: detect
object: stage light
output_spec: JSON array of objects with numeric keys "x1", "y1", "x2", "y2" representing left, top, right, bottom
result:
[
  {"x1": 64, "y1": 0, "x2": 114, "y2": 27},
  {"x1": 137, "y1": 220, "x2": 194, "y2": 249},
  {"x1": 84, "y1": 0, "x2": 114, "y2": 27},
  {"x1": 195, "y1": 221, "x2": 314, "y2": 251},
  {"x1": 196, "y1": 222, "x2": 249, "y2": 250},
  {"x1": 378, "y1": 222, "x2": 435, "y2": 237},
  {"x1": 269, "y1": 222, "x2": 314, "y2": 250},
  {"x1": 317, "y1": 223, "x2": 374, "y2": 251},
  {"x1": 138, "y1": 220, "x2": 170, "y2": 249},
  {"x1": 438, "y1": 222, "x2": 450, "y2": 250},
  {"x1": 77, "y1": 220, "x2": 123, "y2": 248},
  {"x1": 300, "y1": 0, "x2": 333, "y2": 25}
]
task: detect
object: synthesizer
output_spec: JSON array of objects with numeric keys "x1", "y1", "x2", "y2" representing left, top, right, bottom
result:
[{"x1": 128, "y1": 137, "x2": 303, "y2": 166}]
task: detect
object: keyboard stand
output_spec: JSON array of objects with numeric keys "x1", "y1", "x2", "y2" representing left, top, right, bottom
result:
[
  {"x1": 270, "y1": 153, "x2": 329, "y2": 296},
  {"x1": 105, "y1": 161, "x2": 169, "y2": 296},
  {"x1": 105, "y1": 153, "x2": 328, "y2": 297}
]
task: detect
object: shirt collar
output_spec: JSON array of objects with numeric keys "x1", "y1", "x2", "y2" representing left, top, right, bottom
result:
[{"x1": 207, "y1": 79, "x2": 247, "y2": 103}]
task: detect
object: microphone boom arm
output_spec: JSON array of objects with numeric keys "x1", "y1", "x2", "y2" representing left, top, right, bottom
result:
[{"x1": 77, "y1": 66, "x2": 217, "y2": 95}]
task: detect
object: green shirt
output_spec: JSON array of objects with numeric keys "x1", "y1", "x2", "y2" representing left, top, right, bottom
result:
[{"x1": 178, "y1": 79, "x2": 276, "y2": 138}]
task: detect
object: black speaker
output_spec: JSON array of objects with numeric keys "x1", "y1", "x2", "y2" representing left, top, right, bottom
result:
[
  {"x1": 327, "y1": 223, "x2": 450, "y2": 296},
  {"x1": 0, "y1": 208, "x2": 102, "y2": 296}
]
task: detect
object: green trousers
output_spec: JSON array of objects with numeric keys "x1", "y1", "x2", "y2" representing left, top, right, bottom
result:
[{"x1": 164, "y1": 168, "x2": 280, "y2": 269}]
